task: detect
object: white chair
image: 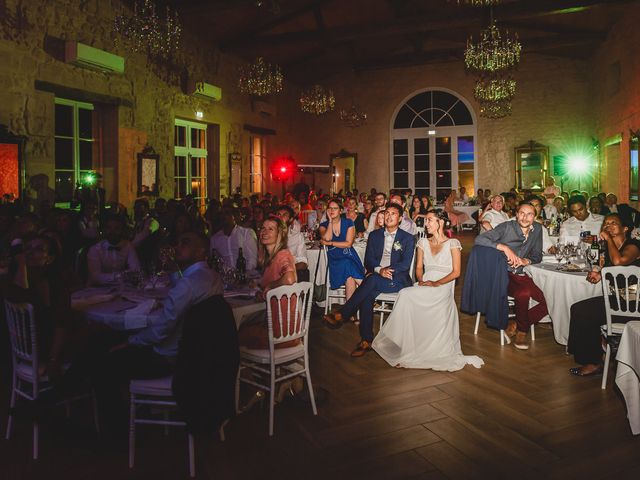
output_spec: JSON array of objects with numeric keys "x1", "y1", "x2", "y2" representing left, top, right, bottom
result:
[
  {"x1": 374, "y1": 248, "x2": 416, "y2": 330},
  {"x1": 473, "y1": 297, "x2": 536, "y2": 345},
  {"x1": 128, "y1": 376, "x2": 226, "y2": 478},
  {"x1": 415, "y1": 226, "x2": 427, "y2": 239},
  {"x1": 322, "y1": 247, "x2": 359, "y2": 320},
  {"x1": 4, "y1": 301, "x2": 97, "y2": 460},
  {"x1": 600, "y1": 266, "x2": 640, "y2": 390},
  {"x1": 236, "y1": 282, "x2": 317, "y2": 436}
]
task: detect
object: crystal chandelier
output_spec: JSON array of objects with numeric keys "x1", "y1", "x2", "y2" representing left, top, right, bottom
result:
[
  {"x1": 113, "y1": 0, "x2": 181, "y2": 58},
  {"x1": 465, "y1": 21, "x2": 521, "y2": 74},
  {"x1": 479, "y1": 98, "x2": 512, "y2": 119},
  {"x1": 300, "y1": 85, "x2": 335, "y2": 115},
  {"x1": 238, "y1": 57, "x2": 284, "y2": 96},
  {"x1": 473, "y1": 76, "x2": 516, "y2": 103},
  {"x1": 339, "y1": 104, "x2": 367, "y2": 127}
]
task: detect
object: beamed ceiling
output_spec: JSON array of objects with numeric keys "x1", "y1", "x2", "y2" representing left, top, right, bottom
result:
[{"x1": 169, "y1": 0, "x2": 638, "y2": 83}]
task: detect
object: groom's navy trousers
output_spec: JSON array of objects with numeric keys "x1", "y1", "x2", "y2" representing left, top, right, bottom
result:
[{"x1": 340, "y1": 273, "x2": 403, "y2": 342}]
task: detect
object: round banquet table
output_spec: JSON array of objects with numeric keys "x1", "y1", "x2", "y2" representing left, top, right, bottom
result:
[
  {"x1": 71, "y1": 285, "x2": 266, "y2": 331},
  {"x1": 616, "y1": 321, "x2": 640, "y2": 435},
  {"x1": 524, "y1": 263, "x2": 601, "y2": 345}
]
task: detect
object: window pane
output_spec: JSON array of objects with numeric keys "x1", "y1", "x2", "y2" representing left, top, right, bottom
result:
[
  {"x1": 78, "y1": 108, "x2": 93, "y2": 139},
  {"x1": 436, "y1": 189, "x2": 450, "y2": 203},
  {"x1": 410, "y1": 114, "x2": 428, "y2": 128},
  {"x1": 415, "y1": 155, "x2": 429, "y2": 171},
  {"x1": 436, "y1": 155, "x2": 451, "y2": 171},
  {"x1": 459, "y1": 170, "x2": 475, "y2": 194},
  {"x1": 55, "y1": 171, "x2": 74, "y2": 202},
  {"x1": 393, "y1": 173, "x2": 408, "y2": 188},
  {"x1": 394, "y1": 155, "x2": 408, "y2": 172},
  {"x1": 434, "y1": 113, "x2": 454, "y2": 127},
  {"x1": 414, "y1": 189, "x2": 430, "y2": 198},
  {"x1": 449, "y1": 101, "x2": 474, "y2": 125},
  {"x1": 191, "y1": 156, "x2": 199, "y2": 176},
  {"x1": 436, "y1": 171, "x2": 452, "y2": 188},
  {"x1": 191, "y1": 178, "x2": 205, "y2": 199},
  {"x1": 432, "y1": 91, "x2": 457, "y2": 112},
  {"x1": 406, "y1": 92, "x2": 430, "y2": 114},
  {"x1": 415, "y1": 172, "x2": 429, "y2": 187},
  {"x1": 175, "y1": 178, "x2": 187, "y2": 198},
  {"x1": 436, "y1": 137, "x2": 451, "y2": 154},
  {"x1": 414, "y1": 138, "x2": 429, "y2": 155},
  {"x1": 55, "y1": 138, "x2": 73, "y2": 169},
  {"x1": 175, "y1": 156, "x2": 186, "y2": 177},
  {"x1": 393, "y1": 139, "x2": 408, "y2": 155},
  {"x1": 55, "y1": 104, "x2": 73, "y2": 137},
  {"x1": 190, "y1": 128, "x2": 206, "y2": 149},
  {"x1": 393, "y1": 105, "x2": 414, "y2": 129},
  {"x1": 174, "y1": 126, "x2": 186, "y2": 147},
  {"x1": 458, "y1": 136, "x2": 474, "y2": 153},
  {"x1": 79, "y1": 140, "x2": 93, "y2": 170}
]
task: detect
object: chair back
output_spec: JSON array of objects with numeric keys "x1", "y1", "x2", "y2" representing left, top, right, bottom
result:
[
  {"x1": 416, "y1": 227, "x2": 427, "y2": 239},
  {"x1": 266, "y1": 282, "x2": 313, "y2": 347},
  {"x1": 409, "y1": 246, "x2": 417, "y2": 283},
  {"x1": 4, "y1": 301, "x2": 38, "y2": 369},
  {"x1": 601, "y1": 266, "x2": 640, "y2": 335}
]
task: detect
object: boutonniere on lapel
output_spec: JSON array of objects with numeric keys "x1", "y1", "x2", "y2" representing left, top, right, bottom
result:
[{"x1": 393, "y1": 241, "x2": 402, "y2": 252}]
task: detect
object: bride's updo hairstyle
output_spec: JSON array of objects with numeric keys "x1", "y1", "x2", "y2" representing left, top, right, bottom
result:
[{"x1": 427, "y1": 209, "x2": 453, "y2": 236}]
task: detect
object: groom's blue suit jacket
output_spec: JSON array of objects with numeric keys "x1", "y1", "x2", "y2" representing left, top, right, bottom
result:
[{"x1": 364, "y1": 228, "x2": 415, "y2": 288}]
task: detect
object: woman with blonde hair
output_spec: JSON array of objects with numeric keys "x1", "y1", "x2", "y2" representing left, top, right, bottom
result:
[
  {"x1": 480, "y1": 194, "x2": 510, "y2": 231},
  {"x1": 239, "y1": 216, "x2": 299, "y2": 349}
]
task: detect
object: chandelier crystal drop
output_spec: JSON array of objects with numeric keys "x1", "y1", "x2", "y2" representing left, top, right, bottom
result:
[
  {"x1": 473, "y1": 76, "x2": 516, "y2": 103},
  {"x1": 113, "y1": 0, "x2": 181, "y2": 58},
  {"x1": 339, "y1": 104, "x2": 367, "y2": 127},
  {"x1": 238, "y1": 57, "x2": 284, "y2": 96},
  {"x1": 465, "y1": 21, "x2": 521, "y2": 74},
  {"x1": 300, "y1": 85, "x2": 335, "y2": 115}
]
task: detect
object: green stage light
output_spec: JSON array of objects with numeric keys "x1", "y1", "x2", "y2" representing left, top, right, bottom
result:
[
  {"x1": 82, "y1": 172, "x2": 97, "y2": 186},
  {"x1": 567, "y1": 155, "x2": 589, "y2": 174}
]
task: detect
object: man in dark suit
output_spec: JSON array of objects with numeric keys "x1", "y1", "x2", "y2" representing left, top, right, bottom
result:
[{"x1": 324, "y1": 203, "x2": 416, "y2": 357}]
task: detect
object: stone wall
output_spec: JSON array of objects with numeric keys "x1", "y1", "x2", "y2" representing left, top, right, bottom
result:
[
  {"x1": 0, "y1": 0, "x2": 300, "y2": 206},
  {"x1": 287, "y1": 53, "x2": 592, "y2": 196},
  {"x1": 589, "y1": 3, "x2": 640, "y2": 206}
]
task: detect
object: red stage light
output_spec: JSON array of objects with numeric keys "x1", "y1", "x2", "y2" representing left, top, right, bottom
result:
[{"x1": 271, "y1": 156, "x2": 297, "y2": 182}]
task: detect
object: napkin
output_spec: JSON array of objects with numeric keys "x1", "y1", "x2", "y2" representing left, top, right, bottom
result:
[
  {"x1": 71, "y1": 293, "x2": 116, "y2": 310},
  {"x1": 123, "y1": 299, "x2": 157, "y2": 330}
]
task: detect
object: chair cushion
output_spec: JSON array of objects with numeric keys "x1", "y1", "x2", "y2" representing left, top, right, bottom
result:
[
  {"x1": 14, "y1": 362, "x2": 70, "y2": 383},
  {"x1": 376, "y1": 292, "x2": 398, "y2": 302},
  {"x1": 600, "y1": 323, "x2": 627, "y2": 336},
  {"x1": 129, "y1": 376, "x2": 174, "y2": 396},
  {"x1": 240, "y1": 344, "x2": 305, "y2": 364}
]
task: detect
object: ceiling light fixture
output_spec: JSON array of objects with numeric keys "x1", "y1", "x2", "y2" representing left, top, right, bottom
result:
[
  {"x1": 300, "y1": 85, "x2": 335, "y2": 115},
  {"x1": 238, "y1": 57, "x2": 284, "y2": 96}
]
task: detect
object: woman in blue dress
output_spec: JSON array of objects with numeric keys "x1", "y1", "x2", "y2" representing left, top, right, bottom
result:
[{"x1": 319, "y1": 198, "x2": 365, "y2": 301}]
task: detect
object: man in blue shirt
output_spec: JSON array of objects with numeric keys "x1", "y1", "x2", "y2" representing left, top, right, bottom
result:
[{"x1": 475, "y1": 202, "x2": 548, "y2": 350}]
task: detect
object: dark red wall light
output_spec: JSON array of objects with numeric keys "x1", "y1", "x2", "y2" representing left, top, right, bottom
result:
[{"x1": 270, "y1": 156, "x2": 297, "y2": 182}]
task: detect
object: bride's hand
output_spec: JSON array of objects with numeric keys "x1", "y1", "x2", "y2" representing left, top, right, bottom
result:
[{"x1": 419, "y1": 280, "x2": 439, "y2": 287}]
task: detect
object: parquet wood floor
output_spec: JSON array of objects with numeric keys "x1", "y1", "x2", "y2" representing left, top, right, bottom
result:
[{"x1": 2, "y1": 232, "x2": 639, "y2": 479}]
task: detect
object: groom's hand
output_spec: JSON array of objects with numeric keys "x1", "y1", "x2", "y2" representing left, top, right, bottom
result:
[{"x1": 380, "y1": 267, "x2": 394, "y2": 279}]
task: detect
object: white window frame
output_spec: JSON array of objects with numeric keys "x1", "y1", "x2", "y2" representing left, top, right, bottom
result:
[
  {"x1": 389, "y1": 88, "x2": 477, "y2": 199},
  {"x1": 54, "y1": 97, "x2": 95, "y2": 206},
  {"x1": 249, "y1": 135, "x2": 266, "y2": 194},
  {"x1": 174, "y1": 119, "x2": 208, "y2": 207}
]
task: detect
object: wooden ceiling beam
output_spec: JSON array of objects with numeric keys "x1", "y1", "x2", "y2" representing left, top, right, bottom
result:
[{"x1": 224, "y1": 0, "x2": 631, "y2": 49}]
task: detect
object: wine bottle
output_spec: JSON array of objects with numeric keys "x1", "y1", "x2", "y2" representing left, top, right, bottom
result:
[{"x1": 236, "y1": 247, "x2": 246, "y2": 283}]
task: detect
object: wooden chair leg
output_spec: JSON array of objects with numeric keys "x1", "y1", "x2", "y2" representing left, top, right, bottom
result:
[
  {"x1": 601, "y1": 344, "x2": 611, "y2": 390},
  {"x1": 268, "y1": 367, "x2": 276, "y2": 437},
  {"x1": 5, "y1": 375, "x2": 17, "y2": 440},
  {"x1": 188, "y1": 433, "x2": 195, "y2": 478},
  {"x1": 128, "y1": 393, "x2": 135, "y2": 469},
  {"x1": 474, "y1": 313, "x2": 481, "y2": 335}
]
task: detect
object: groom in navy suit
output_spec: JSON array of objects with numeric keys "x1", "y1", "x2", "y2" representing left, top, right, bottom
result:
[{"x1": 324, "y1": 203, "x2": 416, "y2": 357}]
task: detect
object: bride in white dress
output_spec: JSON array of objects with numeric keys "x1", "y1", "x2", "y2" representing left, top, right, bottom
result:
[{"x1": 372, "y1": 211, "x2": 484, "y2": 371}]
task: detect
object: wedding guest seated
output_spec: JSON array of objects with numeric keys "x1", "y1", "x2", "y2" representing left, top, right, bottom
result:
[
  {"x1": 307, "y1": 197, "x2": 327, "y2": 231},
  {"x1": 543, "y1": 177, "x2": 561, "y2": 205},
  {"x1": 344, "y1": 197, "x2": 368, "y2": 237},
  {"x1": 567, "y1": 214, "x2": 640, "y2": 376},
  {"x1": 323, "y1": 204, "x2": 415, "y2": 357},
  {"x1": 373, "y1": 210, "x2": 386, "y2": 231},
  {"x1": 275, "y1": 205, "x2": 309, "y2": 281},
  {"x1": 210, "y1": 207, "x2": 258, "y2": 271},
  {"x1": 559, "y1": 195, "x2": 603, "y2": 244},
  {"x1": 480, "y1": 194, "x2": 510, "y2": 231},
  {"x1": 503, "y1": 192, "x2": 518, "y2": 217},
  {"x1": 238, "y1": 217, "x2": 299, "y2": 349},
  {"x1": 389, "y1": 193, "x2": 418, "y2": 235},
  {"x1": 366, "y1": 192, "x2": 387, "y2": 233},
  {"x1": 298, "y1": 192, "x2": 314, "y2": 226},
  {"x1": 528, "y1": 195, "x2": 554, "y2": 253},
  {"x1": 131, "y1": 198, "x2": 160, "y2": 248},
  {"x1": 589, "y1": 196, "x2": 610, "y2": 216},
  {"x1": 543, "y1": 199, "x2": 558, "y2": 220},
  {"x1": 86, "y1": 214, "x2": 140, "y2": 285},
  {"x1": 319, "y1": 199, "x2": 365, "y2": 303},
  {"x1": 78, "y1": 200, "x2": 100, "y2": 245},
  {"x1": 409, "y1": 195, "x2": 429, "y2": 228},
  {"x1": 474, "y1": 202, "x2": 548, "y2": 350},
  {"x1": 6, "y1": 234, "x2": 77, "y2": 380},
  {"x1": 457, "y1": 187, "x2": 469, "y2": 203},
  {"x1": 444, "y1": 189, "x2": 470, "y2": 228},
  {"x1": 605, "y1": 193, "x2": 640, "y2": 228},
  {"x1": 51, "y1": 209, "x2": 80, "y2": 271}
]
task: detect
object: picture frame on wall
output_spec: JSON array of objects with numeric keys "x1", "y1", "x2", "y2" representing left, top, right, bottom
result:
[{"x1": 137, "y1": 146, "x2": 159, "y2": 196}]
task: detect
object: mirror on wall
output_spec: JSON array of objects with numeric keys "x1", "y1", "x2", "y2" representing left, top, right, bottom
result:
[
  {"x1": 0, "y1": 125, "x2": 26, "y2": 203},
  {"x1": 137, "y1": 145, "x2": 159, "y2": 196},
  {"x1": 330, "y1": 149, "x2": 357, "y2": 195},
  {"x1": 515, "y1": 141, "x2": 548, "y2": 192}
]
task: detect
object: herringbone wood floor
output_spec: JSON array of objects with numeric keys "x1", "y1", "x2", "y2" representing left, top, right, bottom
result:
[{"x1": 2, "y1": 232, "x2": 639, "y2": 479}]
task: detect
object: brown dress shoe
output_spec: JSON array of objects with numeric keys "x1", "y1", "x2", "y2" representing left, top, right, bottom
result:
[
  {"x1": 504, "y1": 320, "x2": 517, "y2": 338},
  {"x1": 514, "y1": 331, "x2": 529, "y2": 350},
  {"x1": 323, "y1": 312, "x2": 344, "y2": 329},
  {"x1": 351, "y1": 340, "x2": 372, "y2": 357}
]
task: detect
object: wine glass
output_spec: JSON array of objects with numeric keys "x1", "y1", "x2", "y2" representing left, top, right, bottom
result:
[{"x1": 554, "y1": 243, "x2": 564, "y2": 270}]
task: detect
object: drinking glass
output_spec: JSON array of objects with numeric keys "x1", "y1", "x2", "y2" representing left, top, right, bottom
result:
[{"x1": 554, "y1": 243, "x2": 564, "y2": 270}]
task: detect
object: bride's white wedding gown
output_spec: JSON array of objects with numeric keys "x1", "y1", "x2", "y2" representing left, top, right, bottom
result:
[{"x1": 372, "y1": 238, "x2": 484, "y2": 371}]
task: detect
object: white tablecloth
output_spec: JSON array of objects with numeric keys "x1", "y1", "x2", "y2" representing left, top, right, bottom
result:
[
  {"x1": 72, "y1": 286, "x2": 265, "y2": 330},
  {"x1": 455, "y1": 205, "x2": 481, "y2": 225},
  {"x1": 616, "y1": 321, "x2": 640, "y2": 435},
  {"x1": 524, "y1": 263, "x2": 601, "y2": 345}
]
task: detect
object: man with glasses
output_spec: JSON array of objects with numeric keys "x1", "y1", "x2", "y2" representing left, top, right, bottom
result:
[{"x1": 366, "y1": 192, "x2": 388, "y2": 233}]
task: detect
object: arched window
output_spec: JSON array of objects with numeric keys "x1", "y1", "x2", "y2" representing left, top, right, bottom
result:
[{"x1": 390, "y1": 89, "x2": 476, "y2": 202}]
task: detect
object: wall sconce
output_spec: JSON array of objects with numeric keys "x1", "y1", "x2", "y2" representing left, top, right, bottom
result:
[{"x1": 195, "y1": 111, "x2": 204, "y2": 119}]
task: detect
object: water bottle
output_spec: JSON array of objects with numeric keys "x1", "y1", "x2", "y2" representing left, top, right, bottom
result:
[{"x1": 236, "y1": 247, "x2": 246, "y2": 284}]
